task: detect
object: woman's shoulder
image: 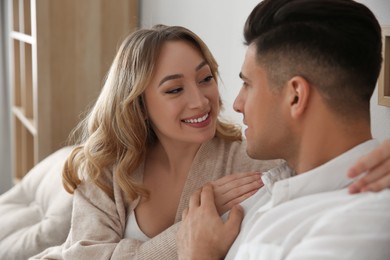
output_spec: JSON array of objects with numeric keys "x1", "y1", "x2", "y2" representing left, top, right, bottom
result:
[{"x1": 204, "y1": 136, "x2": 247, "y2": 158}]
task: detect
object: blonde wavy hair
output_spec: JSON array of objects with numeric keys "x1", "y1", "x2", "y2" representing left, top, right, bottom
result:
[{"x1": 63, "y1": 24, "x2": 242, "y2": 202}]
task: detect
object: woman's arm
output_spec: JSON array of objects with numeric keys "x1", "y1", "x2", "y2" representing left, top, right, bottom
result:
[{"x1": 348, "y1": 139, "x2": 390, "y2": 193}]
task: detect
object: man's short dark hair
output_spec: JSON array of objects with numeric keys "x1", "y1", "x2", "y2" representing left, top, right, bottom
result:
[{"x1": 244, "y1": 0, "x2": 382, "y2": 120}]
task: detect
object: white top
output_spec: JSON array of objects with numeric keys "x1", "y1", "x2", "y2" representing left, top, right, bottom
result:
[
  {"x1": 227, "y1": 139, "x2": 390, "y2": 260},
  {"x1": 124, "y1": 211, "x2": 150, "y2": 242}
]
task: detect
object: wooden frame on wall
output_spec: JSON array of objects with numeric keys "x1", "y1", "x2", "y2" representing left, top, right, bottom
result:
[{"x1": 378, "y1": 26, "x2": 390, "y2": 107}]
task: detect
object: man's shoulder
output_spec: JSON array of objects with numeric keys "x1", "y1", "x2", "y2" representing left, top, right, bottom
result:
[
  {"x1": 306, "y1": 189, "x2": 390, "y2": 219},
  {"x1": 308, "y1": 190, "x2": 390, "y2": 235},
  {"x1": 232, "y1": 190, "x2": 390, "y2": 260},
  {"x1": 279, "y1": 190, "x2": 390, "y2": 260},
  {"x1": 330, "y1": 189, "x2": 390, "y2": 212}
]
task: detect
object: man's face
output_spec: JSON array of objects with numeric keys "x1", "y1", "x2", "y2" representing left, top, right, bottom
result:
[{"x1": 233, "y1": 44, "x2": 289, "y2": 160}]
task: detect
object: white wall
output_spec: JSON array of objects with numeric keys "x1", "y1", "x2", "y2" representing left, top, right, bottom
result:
[
  {"x1": 357, "y1": 0, "x2": 390, "y2": 141},
  {"x1": 140, "y1": 0, "x2": 390, "y2": 141}
]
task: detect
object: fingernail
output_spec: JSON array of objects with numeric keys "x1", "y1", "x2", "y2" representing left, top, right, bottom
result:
[
  {"x1": 347, "y1": 169, "x2": 356, "y2": 178},
  {"x1": 349, "y1": 185, "x2": 358, "y2": 194}
]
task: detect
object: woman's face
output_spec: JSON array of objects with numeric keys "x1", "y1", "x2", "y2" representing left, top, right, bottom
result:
[{"x1": 144, "y1": 40, "x2": 219, "y2": 146}]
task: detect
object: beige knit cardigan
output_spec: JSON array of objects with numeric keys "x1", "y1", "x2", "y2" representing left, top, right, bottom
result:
[{"x1": 32, "y1": 137, "x2": 280, "y2": 260}]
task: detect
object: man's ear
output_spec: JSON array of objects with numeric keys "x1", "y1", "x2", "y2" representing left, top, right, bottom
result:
[{"x1": 286, "y1": 76, "x2": 310, "y2": 118}]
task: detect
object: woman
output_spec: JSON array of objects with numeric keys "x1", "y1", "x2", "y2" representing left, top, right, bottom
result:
[{"x1": 34, "y1": 25, "x2": 390, "y2": 259}]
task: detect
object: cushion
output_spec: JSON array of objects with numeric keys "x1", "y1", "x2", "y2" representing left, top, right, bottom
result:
[{"x1": 0, "y1": 146, "x2": 73, "y2": 260}]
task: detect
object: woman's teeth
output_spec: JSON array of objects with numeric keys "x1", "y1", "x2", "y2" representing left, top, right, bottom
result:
[{"x1": 184, "y1": 113, "x2": 209, "y2": 123}]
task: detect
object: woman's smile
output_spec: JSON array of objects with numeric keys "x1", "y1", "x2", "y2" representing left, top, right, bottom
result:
[{"x1": 182, "y1": 112, "x2": 211, "y2": 128}]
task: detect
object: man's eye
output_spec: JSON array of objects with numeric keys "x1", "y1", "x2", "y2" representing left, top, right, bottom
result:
[{"x1": 166, "y1": 88, "x2": 183, "y2": 94}]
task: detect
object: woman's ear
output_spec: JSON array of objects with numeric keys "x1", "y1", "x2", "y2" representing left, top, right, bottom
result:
[{"x1": 286, "y1": 76, "x2": 311, "y2": 118}]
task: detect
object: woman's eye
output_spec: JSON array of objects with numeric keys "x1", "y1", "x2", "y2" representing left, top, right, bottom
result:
[
  {"x1": 200, "y1": 75, "x2": 214, "y2": 84},
  {"x1": 165, "y1": 87, "x2": 183, "y2": 94}
]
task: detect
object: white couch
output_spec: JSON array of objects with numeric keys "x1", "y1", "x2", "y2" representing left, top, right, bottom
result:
[{"x1": 0, "y1": 147, "x2": 73, "y2": 260}]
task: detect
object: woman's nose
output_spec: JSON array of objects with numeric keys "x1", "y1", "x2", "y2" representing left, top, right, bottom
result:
[{"x1": 188, "y1": 86, "x2": 208, "y2": 109}]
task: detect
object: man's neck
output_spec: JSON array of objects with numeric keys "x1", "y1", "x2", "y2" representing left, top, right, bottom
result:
[{"x1": 289, "y1": 114, "x2": 372, "y2": 174}]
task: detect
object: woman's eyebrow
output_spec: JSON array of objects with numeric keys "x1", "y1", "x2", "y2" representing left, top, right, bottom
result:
[
  {"x1": 158, "y1": 74, "x2": 183, "y2": 87},
  {"x1": 158, "y1": 61, "x2": 208, "y2": 87},
  {"x1": 195, "y1": 60, "x2": 207, "y2": 71}
]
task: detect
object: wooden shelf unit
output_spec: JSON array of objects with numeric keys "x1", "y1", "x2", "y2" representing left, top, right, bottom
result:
[{"x1": 9, "y1": 0, "x2": 138, "y2": 182}]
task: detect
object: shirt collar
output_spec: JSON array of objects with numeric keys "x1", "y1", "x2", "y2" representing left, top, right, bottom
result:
[
  {"x1": 263, "y1": 139, "x2": 379, "y2": 206},
  {"x1": 261, "y1": 161, "x2": 294, "y2": 195}
]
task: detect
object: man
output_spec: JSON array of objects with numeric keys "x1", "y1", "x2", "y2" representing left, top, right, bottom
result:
[{"x1": 176, "y1": 0, "x2": 390, "y2": 259}]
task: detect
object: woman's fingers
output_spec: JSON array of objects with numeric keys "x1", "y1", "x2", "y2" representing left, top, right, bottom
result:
[
  {"x1": 348, "y1": 139, "x2": 390, "y2": 194},
  {"x1": 219, "y1": 178, "x2": 262, "y2": 201},
  {"x1": 213, "y1": 172, "x2": 262, "y2": 193},
  {"x1": 217, "y1": 189, "x2": 258, "y2": 214},
  {"x1": 348, "y1": 146, "x2": 387, "y2": 178},
  {"x1": 349, "y1": 158, "x2": 390, "y2": 193},
  {"x1": 362, "y1": 174, "x2": 390, "y2": 192},
  {"x1": 212, "y1": 172, "x2": 260, "y2": 187},
  {"x1": 212, "y1": 172, "x2": 263, "y2": 215}
]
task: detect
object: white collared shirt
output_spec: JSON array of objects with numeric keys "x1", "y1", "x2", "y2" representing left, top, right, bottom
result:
[{"x1": 227, "y1": 139, "x2": 390, "y2": 260}]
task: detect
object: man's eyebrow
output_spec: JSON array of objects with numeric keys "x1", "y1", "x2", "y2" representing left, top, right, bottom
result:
[
  {"x1": 158, "y1": 61, "x2": 208, "y2": 87},
  {"x1": 239, "y1": 72, "x2": 248, "y2": 81}
]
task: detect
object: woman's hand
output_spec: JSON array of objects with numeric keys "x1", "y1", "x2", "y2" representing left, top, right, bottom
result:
[
  {"x1": 177, "y1": 185, "x2": 243, "y2": 260},
  {"x1": 210, "y1": 172, "x2": 262, "y2": 215},
  {"x1": 348, "y1": 139, "x2": 390, "y2": 194}
]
